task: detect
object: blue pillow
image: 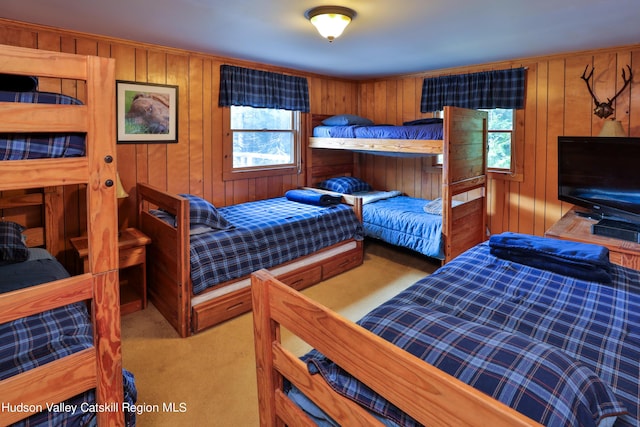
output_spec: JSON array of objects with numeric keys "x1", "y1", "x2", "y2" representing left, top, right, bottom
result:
[
  {"x1": 316, "y1": 176, "x2": 372, "y2": 194},
  {"x1": 322, "y1": 114, "x2": 374, "y2": 126},
  {"x1": 402, "y1": 118, "x2": 443, "y2": 126},
  {"x1": 149, "y1": 209, "x2": 218, "y2": 236},
  {"x1": 0, "y1": 221, "x2": 29, "y2": 264},
  {"x1": 178, "y1": 194, "x2": 233, "y2": 230},
  {"x1": 0, "y1": 74, "x2": 38, "y2": 92}
]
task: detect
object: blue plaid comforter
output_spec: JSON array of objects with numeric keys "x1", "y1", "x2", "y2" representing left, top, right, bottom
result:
[
  {"x1": 303, "y1": 241, "x2": 640, "y2": 426},
  {"x1": 189, "y1": 197, "x2": 363, "y2": 295},
  {"x1": 0, "y1": 91, "x2": 86, "y2": 160},
  {"x1": 1, "y1": 253, "x2": 137, "y2": 426}
]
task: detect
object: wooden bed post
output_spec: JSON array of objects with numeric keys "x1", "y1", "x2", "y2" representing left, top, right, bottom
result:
[
  {"x1": 441, "y1": 106, "x2": 488, "y2": 263},
  {"x1": 43, "y1": 186, "x2": 64, "y2": 261},
  {"x1": 85, "y1": 53, "x2": 124, "y2": 425},
  {"x1": 251, "y1": 269, "x2": 284, "y2": 427}
]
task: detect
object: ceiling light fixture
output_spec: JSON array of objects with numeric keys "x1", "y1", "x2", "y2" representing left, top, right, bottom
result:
[{"x1": 304, "y1": 6, "x2": 356, "y2": 42}]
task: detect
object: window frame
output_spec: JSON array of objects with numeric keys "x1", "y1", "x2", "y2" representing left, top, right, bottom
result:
[
  {"x1": 222, "y1": 106, "x2": 302, "y2": 181},
  {"x1": 484, "y1": 108, "x2": 524, "y2": 182},
  {"x1": 426, "y1": 108, "x2": 524, "y2": 181}
]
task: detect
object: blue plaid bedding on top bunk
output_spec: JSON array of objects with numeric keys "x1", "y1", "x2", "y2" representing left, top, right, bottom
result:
[
  {"x1": 189, "y1": 197, "x2": 364, "y2": 295},
  {"x1": 302, "y1": 240, "x2": 640, "y2": 427},
  {"x1": 0, "y1": 91, "x2": 86, "y2": 160}
]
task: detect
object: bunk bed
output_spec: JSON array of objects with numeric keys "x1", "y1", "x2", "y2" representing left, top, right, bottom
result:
[
  {"x1": 308, "y1": 106, "x2": 488, "y2": 263},
  {"x1": 0, "y1": 44, "x2": 130, "y2": 426},
  {"x1": 252, "y1": 233, "x2": 638, "y2": 427},
  {"x1": 137, "y1": 183, "x2": 364, "y2": 337}
]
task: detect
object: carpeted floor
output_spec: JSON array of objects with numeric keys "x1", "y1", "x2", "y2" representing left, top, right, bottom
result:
[{"x1": 121, "y1": 240, "x2": 439, "y2": 426}]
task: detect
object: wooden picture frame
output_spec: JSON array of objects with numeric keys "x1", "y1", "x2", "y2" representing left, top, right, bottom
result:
[{"x1": 116, "y1": 81, "x2": 178, "y2": 143}]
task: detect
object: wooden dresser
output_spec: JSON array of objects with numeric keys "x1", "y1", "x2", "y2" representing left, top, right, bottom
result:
[{"x1": 545, "y1": 208, "x2": 640, "y2": 270}]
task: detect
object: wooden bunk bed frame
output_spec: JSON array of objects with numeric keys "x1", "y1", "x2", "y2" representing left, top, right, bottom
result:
[
  {"x1": 0, "y1": 189, "x2": 59, "y2": 250},
  {"x1": 251, "y1": 268, "x2": 541, "y2": 426},
  {"x1": 308, "y1": 106, "x2": 488, "y2": 263},
  {"x1": 137, "y1": 183, "x2": 364, "y2": 338},
  {"x1": 0, "y1": 44, "x2": 123, "y2": 425}
]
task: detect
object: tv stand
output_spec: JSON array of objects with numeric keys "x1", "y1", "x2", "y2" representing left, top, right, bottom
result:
[{"x1": 545, "y1": 208, "x2": 640, "y2": 270}]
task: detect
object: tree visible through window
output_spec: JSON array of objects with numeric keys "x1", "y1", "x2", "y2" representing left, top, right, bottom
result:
[
  {"x1": 230, "y1": 106, "x2": 298, "y2": 169},
  {"x1": 481, "y1": 108, "x2": 514, "y2": 171}
]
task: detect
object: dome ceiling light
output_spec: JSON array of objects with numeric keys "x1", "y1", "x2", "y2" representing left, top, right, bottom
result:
[{"x1": 304, "y1": 6, "x2": 356, "y2": 42}]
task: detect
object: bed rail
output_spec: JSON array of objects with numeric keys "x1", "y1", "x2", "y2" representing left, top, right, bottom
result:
[{"x1": 251, "y1": 268, "x2": 541, "y2": 426}]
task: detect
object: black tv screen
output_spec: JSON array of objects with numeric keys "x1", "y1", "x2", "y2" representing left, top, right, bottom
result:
[{"x1": 558, "y1": 136, "x2": 640, "y2": 224}]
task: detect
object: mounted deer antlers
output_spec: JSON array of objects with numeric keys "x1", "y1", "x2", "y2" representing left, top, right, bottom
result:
[{"x1": 580, "y1": 65, "x2": 633, "y2": 119}]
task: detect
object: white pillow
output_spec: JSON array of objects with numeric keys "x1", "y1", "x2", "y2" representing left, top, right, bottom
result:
[{"x1": 423, "y1": 198, "x2": 463, "y2": 215}]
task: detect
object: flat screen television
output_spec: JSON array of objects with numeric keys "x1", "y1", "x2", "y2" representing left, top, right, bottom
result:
[{"x1": 558, "y1": 136, "x2": 640, "y2": 225}]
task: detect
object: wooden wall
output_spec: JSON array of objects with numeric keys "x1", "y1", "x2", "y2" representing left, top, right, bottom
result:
[
  {"x1": 2, "y1": 18, "x2": 639, "y2": 254},
  {"x1": 357, "y1": 46, "x2": 640, "y2": 236},
  {"x1": 0, "y1": 19, "x2": 358, "y2": 265}
]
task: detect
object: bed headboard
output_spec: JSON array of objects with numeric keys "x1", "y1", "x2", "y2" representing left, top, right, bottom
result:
[
  {"x1": 0, "y1": 188, "x2": 60, "y2": 249},
  {"x1": 311, "y1": 114, "x2": 333, "y2": 129}
]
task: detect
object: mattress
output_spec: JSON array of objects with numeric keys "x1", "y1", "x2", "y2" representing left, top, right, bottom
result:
[
  {"x1": 0, "y1": 248, "x2": 70, "y2": 293},
  {"x1": 0, "y1": 90, "x2": 86, "y2": 160},
  {"x1": 299, "y1": 241, "x2": 640, "y2": 426},
  {"x1": 0, "y1": 248, "x2": 137, "y2": 426},
  {"x1": 189, "y1": 197, "x2": 364, "y2": 295},
  {"x1": 312, "y1": 123, "x2": 443, "y2": 140},
  {"x1": 362, "y1": 195, "x2": 443, "y2": 259}
]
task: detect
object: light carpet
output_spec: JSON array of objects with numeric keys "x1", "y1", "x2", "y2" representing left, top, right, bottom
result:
[{"x1": 121, "y1": 241, "x2": 438, "y2": 426}]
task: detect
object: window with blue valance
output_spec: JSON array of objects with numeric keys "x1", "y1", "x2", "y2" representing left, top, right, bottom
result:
[
  {"x1": 219, "y1": 65, "x2": 310, "y2": 112},
  {"x1": 420, "y1": 67, "x2": 526, "y2": 112}
]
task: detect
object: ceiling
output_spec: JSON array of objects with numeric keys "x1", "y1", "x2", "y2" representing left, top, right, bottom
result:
[{"x1": 2, "y1": 0, "x2": 639, "y2": 79}]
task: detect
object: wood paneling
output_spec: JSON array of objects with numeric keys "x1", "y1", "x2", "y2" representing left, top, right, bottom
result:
[
  {"x1": 2, "y1": 18, "x2": 639, "y2": 246},
  {"x1": 0, "y1": 19, "x2": 358, "y2": 259},
  {"x1": 356, "y1": 47, "x2": 640, "y2": 237}
]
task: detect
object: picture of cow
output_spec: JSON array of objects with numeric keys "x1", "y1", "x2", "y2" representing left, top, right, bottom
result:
[{"x1": 125, "y1": 92, "x2": 170, "y2": 134}]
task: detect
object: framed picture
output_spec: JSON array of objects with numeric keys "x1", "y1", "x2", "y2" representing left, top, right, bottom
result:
[{"x1": 116, "y1": 81, "x2": 178, "y2": 143}]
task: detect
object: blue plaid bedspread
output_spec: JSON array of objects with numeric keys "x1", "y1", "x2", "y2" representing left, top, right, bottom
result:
[
  {"x1": 0, "y1": 90, "x2": 86, "y2": 160},
  {"x1": 189, "y1": 197, "x2": 363, "y2": 295},
  {"x1": 303, "y1": 241, "x2": 640, "y2": 426},
  {"x1": 1, "y1": 253, "x2": 137, "y2": 426},
  {"x1": 363, "y1": 196, "x2": 443, "y2": 259}
]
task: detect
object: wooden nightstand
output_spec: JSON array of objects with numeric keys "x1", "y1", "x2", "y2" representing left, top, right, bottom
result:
[{"x1": 70, "y1": 227, "x2": 152, "y2": 315}]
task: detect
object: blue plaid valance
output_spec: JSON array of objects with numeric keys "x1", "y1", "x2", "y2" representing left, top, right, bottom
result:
[
  {"x1": 219, "y1": 65, "x2": 310, "y2": 112},
  {"x1": 420, "y1": 67, "x2": 526, "y2": 112}
]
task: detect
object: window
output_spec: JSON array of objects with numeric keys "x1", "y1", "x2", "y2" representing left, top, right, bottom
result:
[
  {"x1": 481, "y1": 108, "x2": 514, "y2": 172},
  {"x1": 226, "y1": 106, "x2": 300, "y2": 175}
]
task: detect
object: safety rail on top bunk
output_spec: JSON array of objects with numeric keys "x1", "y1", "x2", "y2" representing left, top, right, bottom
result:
[
  {"x1": 0, "y1": 44, "x2": 114, "y2": 192},
  {"x1": 308, "y1": 137, "x2": 443, "y2": 154}
]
